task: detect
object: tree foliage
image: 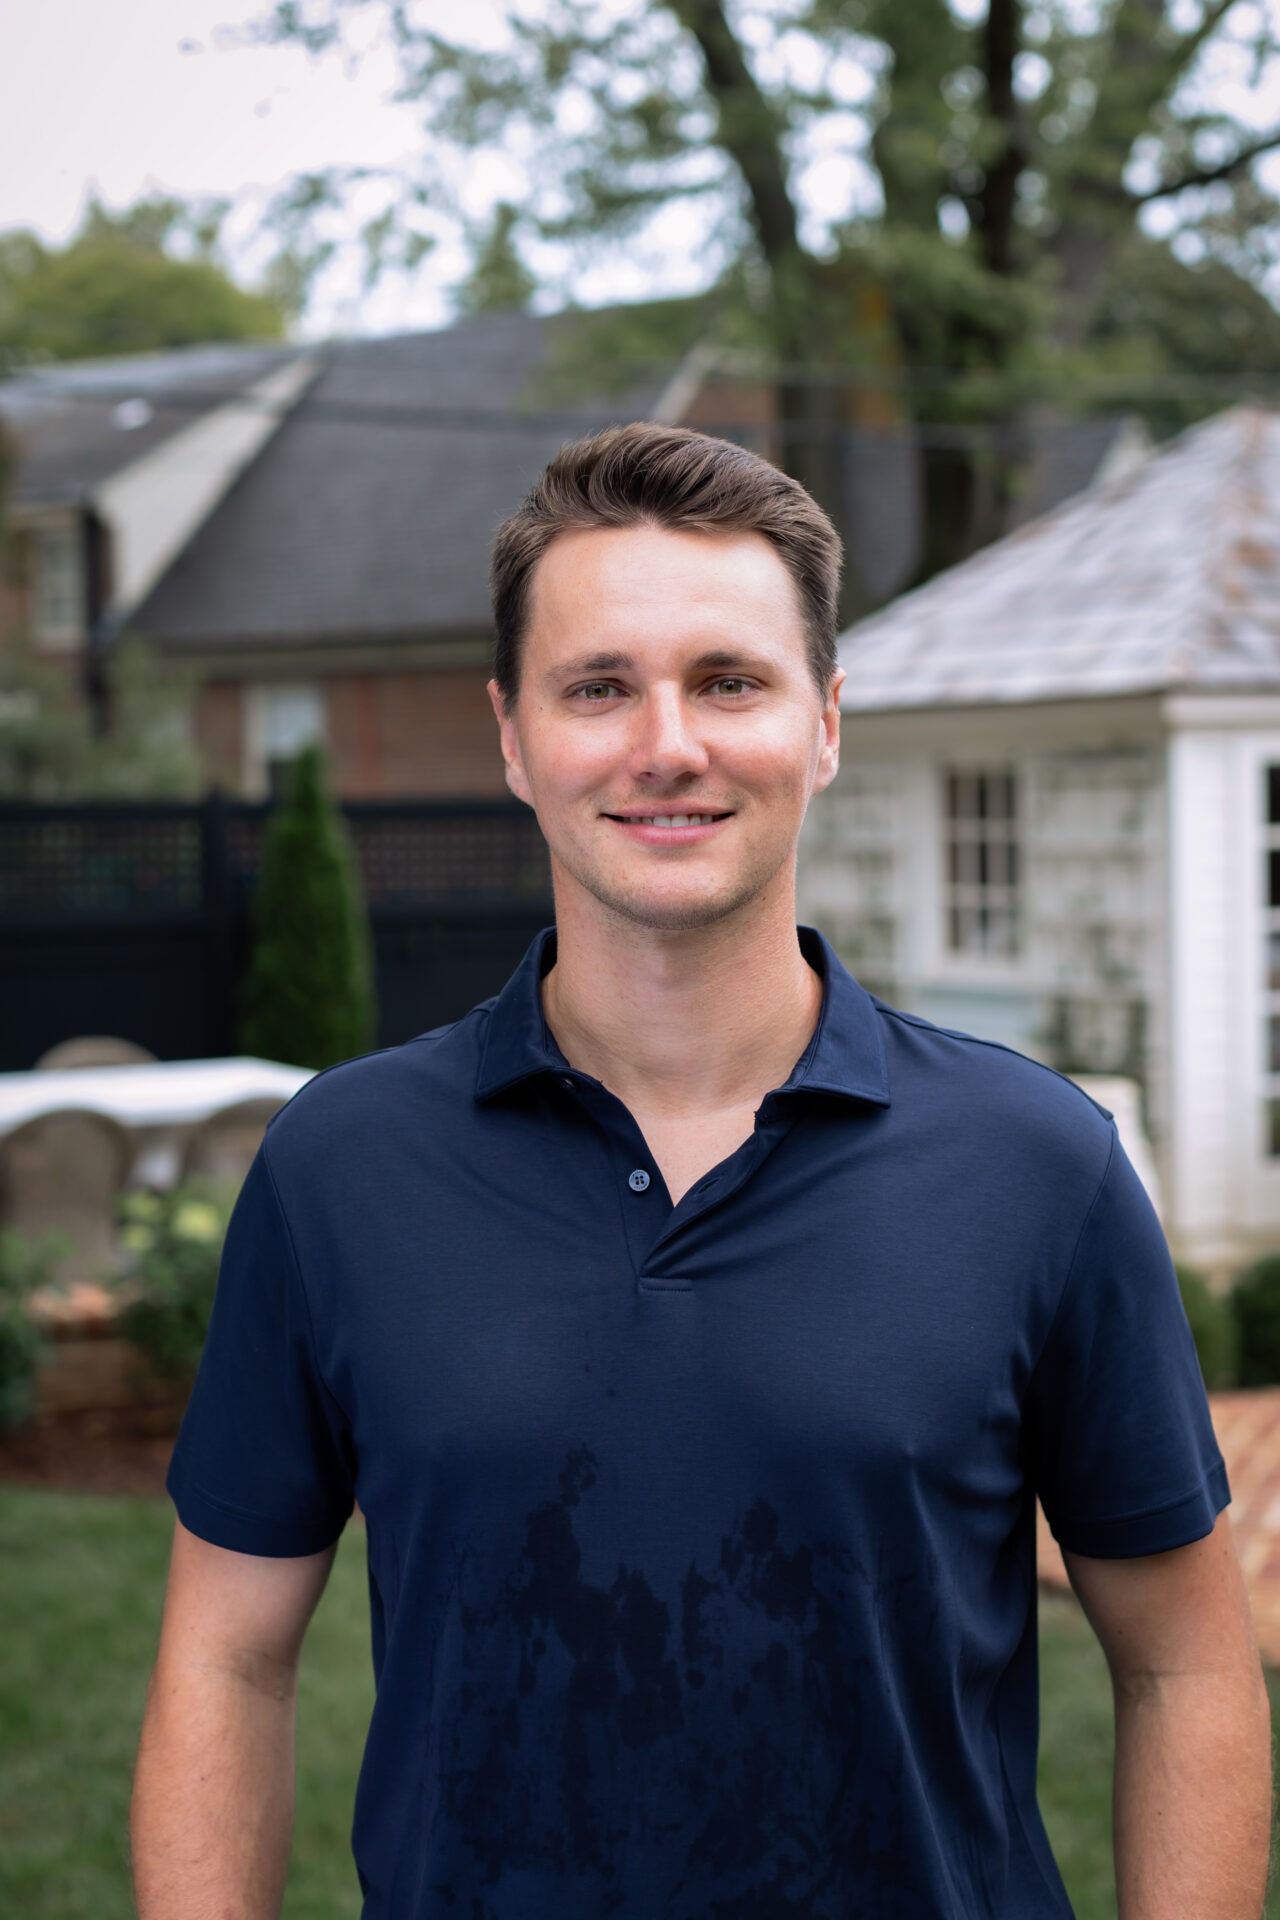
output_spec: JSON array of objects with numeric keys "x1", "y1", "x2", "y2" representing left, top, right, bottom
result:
[
  {"x1": 254, "y1": 1, "x2": 1280, "y2": 580},
  {"x1": 0, "y1": 631, "x2": 203, "y2": 800},
  {"x1": 237, "y1": 745, "x2": 377, "y2": 1072},
  {"x1": 256, "y1": 1, "x2": 1280, "y2": 368},
  {"x1": 457, "y1": 201, "x2": 539, "y2": 315},
  {"x1": 0, "y1": 197, "x2": 288, "y2": 364}
]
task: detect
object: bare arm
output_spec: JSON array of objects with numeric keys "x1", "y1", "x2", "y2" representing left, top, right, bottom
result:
[
  {"x1": 1064, "y1": 1512, "x2": 1272, "y2": 1920},
  {"x1": 131, "y1": 1517, "x2": 339, "y2": 1920}
]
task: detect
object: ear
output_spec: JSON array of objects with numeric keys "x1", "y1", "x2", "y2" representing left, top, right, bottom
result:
[
  {"x1": 811, "y1": 667, "x2": 843, "y2": 796},
  {"x1": 487, "y1": 678, "x2": 533, "y2": 807}
]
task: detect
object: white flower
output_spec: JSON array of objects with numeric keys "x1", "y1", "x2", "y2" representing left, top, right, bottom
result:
[{"x1": 172, "y1": 1201, "x2": 222, "y2": 1244}]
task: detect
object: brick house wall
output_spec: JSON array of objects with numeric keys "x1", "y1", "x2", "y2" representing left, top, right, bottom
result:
[{"x1": 193, "y1": 664, "x2": 508, "y2": 799}]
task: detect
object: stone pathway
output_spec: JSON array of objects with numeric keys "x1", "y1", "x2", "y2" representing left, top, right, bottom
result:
[{"x1": 1038, "y1": 1388, "x2": 1280, "y2": 1664}]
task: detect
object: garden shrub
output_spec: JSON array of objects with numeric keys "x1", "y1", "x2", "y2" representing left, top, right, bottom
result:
[
  {"x1": 236, "y1": 744, "x2": 377, "y2": 1070},
  {"x1": 113, "y1": 1184, "x2": 233, "y2": 1386},
  {"x1": 0, "y1": 1228, "x2": 65, "y2": 1432},
  {"x1": 1231, "y1": 1253, "x2": 1280, "y2": 1387},
  {"x1": 1174, "y1": 1264, "x2": 1237, "y2": 1390}
]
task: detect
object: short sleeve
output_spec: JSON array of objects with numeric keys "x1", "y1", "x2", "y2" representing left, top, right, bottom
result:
[
  {"x1": 1026, "y1": 1125, "x2": 1228, "y2": 1559},
  {"x1": 166, "y1": 1139, "x2": 356, "y2": 1557}
]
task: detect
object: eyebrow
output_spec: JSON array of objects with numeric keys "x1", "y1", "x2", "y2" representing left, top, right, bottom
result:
[
  {"x1": 550, "y1": 652, "x2": 634, "y2": 680},
  {"x1": 548, "y1": 648, "x2": 776, "y2": 682}
]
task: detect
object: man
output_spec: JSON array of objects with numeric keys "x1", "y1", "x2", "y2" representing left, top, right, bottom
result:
[{"x1": 132, "y1": 424, "x2": 1270, "y2": 1918}]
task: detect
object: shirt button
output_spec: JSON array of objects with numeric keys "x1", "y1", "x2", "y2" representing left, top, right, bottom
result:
[{"x1": 628, "y1": 1168, "x2": 651, "y2": 1193}]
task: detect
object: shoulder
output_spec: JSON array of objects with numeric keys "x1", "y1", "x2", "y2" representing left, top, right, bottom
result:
[
  {"x1": 869, "y1": 995, "x2": 1117, "y2": 1184},
  {"x1": 259, "y1": 998, "x2": 497, "y2": 1177}
]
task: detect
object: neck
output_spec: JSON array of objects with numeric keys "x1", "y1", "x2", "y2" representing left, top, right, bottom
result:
[{"x1": 542, "y1": 883, "x2": 822, "y2": 1115}]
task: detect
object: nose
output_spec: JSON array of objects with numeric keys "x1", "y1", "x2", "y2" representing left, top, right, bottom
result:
[{"x1": 628, "y1": 685, "x2": 711, "y2": 784}]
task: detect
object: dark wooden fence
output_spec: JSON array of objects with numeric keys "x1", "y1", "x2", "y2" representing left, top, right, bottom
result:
[{"x1": 0, "y1": 795, "x2": 553, "y2": 1070}]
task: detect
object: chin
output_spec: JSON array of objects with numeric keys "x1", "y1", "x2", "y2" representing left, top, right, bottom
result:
[{"x1": 587, "y1": 878, "x2": 771, "y2": 934}]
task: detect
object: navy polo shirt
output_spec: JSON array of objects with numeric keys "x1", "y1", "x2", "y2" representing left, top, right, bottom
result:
[{"x1": 168, "y1": 927, "x2": 1226, "y2": 1919}]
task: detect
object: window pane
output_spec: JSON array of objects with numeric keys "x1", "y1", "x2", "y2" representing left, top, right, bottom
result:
[
  {"x1": 1269, "y1": 850, "x2": 1280, "y2": 910},
  {"x1": 263, "y1": 685, "x2": 325, "y2": 757},
  {"x1": 33, "y1": 523, "x2": 80, "y2": 632},
  {"x1": 1269, "y1": 1016, "x2": 1280, "y2": 1076},
  {"x1": 952, "y1": 906, "x2": 979, "y2": 953},
  {"x1": 943, "y1": 768, "x2": 1020, "y2": 958},
  {"x1": 1268, "y1": 1099, "x2": 1280, "y2": 1159}
]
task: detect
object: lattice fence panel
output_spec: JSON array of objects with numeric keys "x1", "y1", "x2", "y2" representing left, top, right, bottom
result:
[{"x1": 0, "y1": 811, "x2": 204, "y2": 916}]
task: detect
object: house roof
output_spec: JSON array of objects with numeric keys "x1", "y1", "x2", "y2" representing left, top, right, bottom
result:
[
  {"x1": 1, "y1": 342, "x2": 302, "y2": 507},
  {"x1": 837, "y1": 404, "x2": 1280, "y2": 711},
  {"x1": 129, "y1": 312, "x2": 673, "y2": 651}
]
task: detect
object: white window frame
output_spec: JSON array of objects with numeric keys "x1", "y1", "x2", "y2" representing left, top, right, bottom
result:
[
  {"x1": 26, "y1": 513, "x2": 83, "y2": 653},
  {"x1": 936, "y1": 764, "x2": 1024, "y2": 972},
  {"x1": 243, "y1": 683, "x2": 328, "y2": 800}
]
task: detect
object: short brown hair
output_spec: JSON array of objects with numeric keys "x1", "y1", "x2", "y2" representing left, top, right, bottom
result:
[{"x1": 489, "y1": 422, "x2": 842, "y2": 707}]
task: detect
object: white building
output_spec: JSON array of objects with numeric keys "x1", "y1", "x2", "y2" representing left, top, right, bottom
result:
[{"x1": 798, "y1": 405, "x2": 1280, "y2": 1276}]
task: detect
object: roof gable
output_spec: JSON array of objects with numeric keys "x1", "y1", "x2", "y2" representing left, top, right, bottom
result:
[
  {"x1": 1, "y1": 342, "x2": 301, "y2": 506},
  {"x1": 837, "y1": 405, "x2": 1280, "y2": 710},
  {"x1": 130, "y1": 312, "x2": 674, "y2": 650}
]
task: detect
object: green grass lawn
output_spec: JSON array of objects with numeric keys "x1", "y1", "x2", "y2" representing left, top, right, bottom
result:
[
  {"x1": 0, "y1": 1488, "x2": 371, "y2": 1920},
  {"x1": 0, "y1": 1486, "x2": 1275, "y2": 1918}
]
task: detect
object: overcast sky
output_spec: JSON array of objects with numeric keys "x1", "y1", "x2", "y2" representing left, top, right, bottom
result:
[{"x1": 0, "y1": 0, "x2": 545, "y2": 336}]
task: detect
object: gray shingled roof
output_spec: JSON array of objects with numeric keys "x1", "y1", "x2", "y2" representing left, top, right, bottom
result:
[
  {"x1": 131, "y1": 313, "x2": 672, "y2": 650},
  {"x1": 1, "y1": 343, "x2": 300, "y2": 507},
  {"x1": 837, "y1": 404, "x2": 1280, "y2": 711}
]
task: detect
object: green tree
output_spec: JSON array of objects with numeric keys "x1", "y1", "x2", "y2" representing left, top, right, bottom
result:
[
  {"x1": 237, "y1": 745, "x2": 377, "y2": 1071},
  {"x1": 254, "y1": 0, "x2": 1280, "y2": 577},
  {"x1": 457, "y1": 202, "x2": 539, "y2": 316},
  {"x1": 0, "y1": 196, "x2": 287, "y2": 363},
  {"x1": 0, "y1": 630, "x2": 202, "y2": 800}
]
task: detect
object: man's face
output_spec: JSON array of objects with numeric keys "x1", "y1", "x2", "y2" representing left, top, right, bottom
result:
[{"x1": 488, "y1": 524, "x2": 842, "y2": 935}]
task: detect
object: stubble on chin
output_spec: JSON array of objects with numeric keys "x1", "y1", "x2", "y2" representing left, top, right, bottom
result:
[{"x1": 552, "y1": 854, "x2": 779, "y2": 938}]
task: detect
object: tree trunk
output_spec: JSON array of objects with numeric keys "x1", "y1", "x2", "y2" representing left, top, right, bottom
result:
[{"x1": 669, "y1": 0, "x2": 857, "y2": 607}]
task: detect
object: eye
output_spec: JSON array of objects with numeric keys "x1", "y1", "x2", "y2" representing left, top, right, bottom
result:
[
  {"x1": 572, "y1": 681, "x2": 620, "y2": 702},
  {"x1": 708, "y1": 676, "x2": 754, "y2": 697}
]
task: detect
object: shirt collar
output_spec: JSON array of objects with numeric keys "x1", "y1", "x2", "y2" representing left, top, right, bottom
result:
[{"x1": 474, "y1": 926, "x2": 891, "y2": 1109}]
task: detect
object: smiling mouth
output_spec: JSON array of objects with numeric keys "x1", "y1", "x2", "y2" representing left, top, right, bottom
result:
[{"x1": 605, "y1": 811, "x2": 732, "y2": 827}]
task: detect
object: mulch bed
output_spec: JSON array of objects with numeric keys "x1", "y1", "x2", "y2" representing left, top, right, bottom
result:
[{"x1": 0, "y1": 1405, "x2": 178, "y2": 1498}]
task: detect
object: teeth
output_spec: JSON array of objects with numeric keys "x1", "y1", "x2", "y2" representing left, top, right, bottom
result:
[{"x1": 643, "y1": 813, "x2": 717, "y2": 827}]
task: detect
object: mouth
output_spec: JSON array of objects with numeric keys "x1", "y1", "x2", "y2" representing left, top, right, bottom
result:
[{"x1": 603, "y1": 811, "x2": 732, "y2": 828}]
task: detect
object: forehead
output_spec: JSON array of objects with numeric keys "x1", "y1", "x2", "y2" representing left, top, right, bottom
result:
[{"x1": 525, "y1": 524, "x2": 808, "y2": 666}]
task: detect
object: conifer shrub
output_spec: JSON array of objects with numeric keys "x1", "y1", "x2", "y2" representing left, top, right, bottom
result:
[
  {"x1": 237, "y1": 745, "x2": 377, "y2": 1070},
  {"x1": 1231, "y1": 1253, "x2": 1280, "y2": 1387},
  {"x1": 1174, "y1": 1264, "x2": 1237, "y2": 1390}
]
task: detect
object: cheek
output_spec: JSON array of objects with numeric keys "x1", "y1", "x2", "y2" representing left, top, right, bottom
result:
[
  {"x1": 731, "y1": 728, "x2": 822, "y2": 796},
  {"x1": 524, "y1": 730, "x2": 614, "y2": 807}
]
